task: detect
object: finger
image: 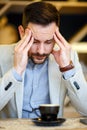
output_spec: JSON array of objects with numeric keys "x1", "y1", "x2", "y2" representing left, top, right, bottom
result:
[
  {"x1": 53, "y1": 33, "x2": 65, "y2": 49},
  {"x1": 18, "y1": 25, "x2": 25, "y2": 39},
  {"x1": 15, "y1": 29, "x2": 32, "y2": 51},
  {"x1": 24, "y1": 36, "x2": 34, "y2": 52},
  {"x1": 55, "y1": 28, "x2": 68, "y2": 46},
  {"x1": 18, "y1": 29, "x2": 32, "y2": 51}
]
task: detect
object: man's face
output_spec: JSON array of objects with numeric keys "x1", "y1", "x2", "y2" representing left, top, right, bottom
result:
[{"x1": 28, "y1": 22, "x2": 57, "y2": 64}]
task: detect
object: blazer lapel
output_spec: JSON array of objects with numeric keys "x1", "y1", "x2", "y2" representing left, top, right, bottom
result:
[
  {"x1": 48, "y1": 55, "x2": 62, "y2": 105},
  {"x1": 15, "y1": 71, "x2": 25, "y2": 118}
]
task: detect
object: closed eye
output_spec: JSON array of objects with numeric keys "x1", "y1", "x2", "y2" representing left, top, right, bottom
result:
[
  {"x1": 45, "y1": 41, "x2": 53, "y2": 44},
  {"x1": 33, "y1": 39, "x2": 40, "y2": 44},
  {"x1": 45, "y1": 38, "x2": 55, "y2": 44}
]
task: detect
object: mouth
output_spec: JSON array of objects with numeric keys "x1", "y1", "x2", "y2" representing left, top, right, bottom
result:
[
  {"x1": 35, "y1": 56, "x2": 46, "y2": 60},
  {"x1": 31, "y1": 55, "x2": 47, "y2": 64},
  {"x1": 32, "y1": 53, "x2": 48, "y2": 60},
  {"x1": 30, "y1": 53, "x2": 49, "y2": 64}
]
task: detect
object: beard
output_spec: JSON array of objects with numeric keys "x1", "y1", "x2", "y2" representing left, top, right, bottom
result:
[{"x1": 29, "y1": 53, "x2": 49, "y2": 64}]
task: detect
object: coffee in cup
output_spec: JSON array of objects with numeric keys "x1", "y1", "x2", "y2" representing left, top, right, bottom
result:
[{"x1": 39, "y1": 104, "x2": 60, "y2": 121}]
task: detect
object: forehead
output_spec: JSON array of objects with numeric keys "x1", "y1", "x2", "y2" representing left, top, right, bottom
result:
[{"x1": 28, "y1": 22, "x2": 57, "y2": 41}]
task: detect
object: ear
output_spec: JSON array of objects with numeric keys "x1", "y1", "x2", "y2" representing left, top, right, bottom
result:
[{"x1": 18, "y1": 25, "x2": 25, "y2": 39}]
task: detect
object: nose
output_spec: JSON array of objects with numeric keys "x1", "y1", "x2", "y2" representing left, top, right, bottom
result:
[{"x1": 37, "y1": 43, "x2": 45, "y2": 55}]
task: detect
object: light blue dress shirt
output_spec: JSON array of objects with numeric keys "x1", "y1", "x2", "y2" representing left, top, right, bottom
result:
[{"x1": 22, "y1": 58, "x2": 50, "y2": 118}]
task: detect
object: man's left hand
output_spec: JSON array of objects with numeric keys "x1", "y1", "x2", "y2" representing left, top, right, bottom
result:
[{"x1": 52, "y1": 28, "x2": 72, "y2": 68}]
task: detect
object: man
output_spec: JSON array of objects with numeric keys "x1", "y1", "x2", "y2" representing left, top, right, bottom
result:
[{"x1": 0, "y1": 1, "x2": 87, "y2": 119}]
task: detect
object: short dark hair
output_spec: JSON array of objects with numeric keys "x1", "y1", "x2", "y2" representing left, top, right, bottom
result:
[{"x1": 22, "y1": 2, "x2": 60, "y2": 29}]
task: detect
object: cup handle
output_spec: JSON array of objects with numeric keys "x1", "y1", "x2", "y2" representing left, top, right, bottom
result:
[{"x1": 32, "y1": 108, "x2": 41, "y2": 118}]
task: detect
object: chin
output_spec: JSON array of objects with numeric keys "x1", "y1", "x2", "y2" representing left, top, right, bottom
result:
[{"x1": 34, "y1": 60, "x2": 45, "y2": 64}]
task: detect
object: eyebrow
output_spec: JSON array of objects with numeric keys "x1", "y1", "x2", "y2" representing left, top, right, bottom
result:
[
  {"x1": 34, "y1": 38, "x2": 54, "y2": 42},
  {"x1": 34, "y1": 39, "x2": 39, "y2": 42},
  {"x1": 46, "y1": 38, "x2": 54, "y2": 42}
]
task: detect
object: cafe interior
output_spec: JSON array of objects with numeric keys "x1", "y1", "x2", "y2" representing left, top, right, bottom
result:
[{"x1": 0, "y1": 0, "x2": 87, "y2": 129}]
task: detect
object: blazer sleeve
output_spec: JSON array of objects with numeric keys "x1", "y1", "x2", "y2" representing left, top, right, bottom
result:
[
  {"x1": 0, "y1": 44, "x2": 22, "y2": 111},
  {"x1": 63, "y1": 50, "x2": 87, "y2": 116},
  {"x1": 0, "y1": 69, "x2": 22, "y2": 111}
]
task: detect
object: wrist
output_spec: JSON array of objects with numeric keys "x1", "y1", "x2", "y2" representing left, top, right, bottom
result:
[
  {"x1": 12, "y1": 68, "x2": 22, "y2": 81},
  {"x1": 59, "y1": 61, "x2": 74, "y2": 72},
  {"x1": 14, "y1": 66, "x2": 23, "y2": 76},
  {"x1": 62, "y1": 68, "x2": 75, "y2": 80}
]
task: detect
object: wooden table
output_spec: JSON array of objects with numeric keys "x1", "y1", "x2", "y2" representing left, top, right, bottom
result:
[{"x1": 0, "y1": 118, "x2": 87, "y2": 130}]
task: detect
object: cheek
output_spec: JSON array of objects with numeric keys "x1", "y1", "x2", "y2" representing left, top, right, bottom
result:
[
  {"x1": 28, "y1": 46, "x2": 34, "y2": 56},
  {"x1": 45, "y1": 44, "x2": 54, "y2": 53},
  {"x1": 29, "y1": 45, "x2": 36, "y2": 52}
]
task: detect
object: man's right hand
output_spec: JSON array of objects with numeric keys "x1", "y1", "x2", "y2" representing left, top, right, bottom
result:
[{"x1": 14, "y1": 27, "x2": 34, "y2": 76}]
